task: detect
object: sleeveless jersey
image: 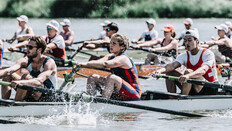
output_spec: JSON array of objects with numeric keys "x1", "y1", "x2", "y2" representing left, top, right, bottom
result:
[
  {"x1": 110, "y1": 53, "x2": 141, "y2": 97},
  {"x1": 186, "y1": 49, "x2": 218, "y2": 82},
  {"x1": 27, "y1": 57, "x2": 57, "y2": 89},
  {"x1": 218, "y1": 45, "x2": 232, "y2": 58},
  {"x1": 160, "y1": 38, "x2": 177, "y2": 57}
]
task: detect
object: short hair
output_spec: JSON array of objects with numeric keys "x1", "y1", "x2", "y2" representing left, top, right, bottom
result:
[
  {"x1": 107, "y1": 22, "x2": 119, "y2": 32},
  {"x1": 29, "y1": 36, "x2": 47, "y2": 53},
  {"x1": 111, "y1": 33, "x2": 129, "y2": 53}
]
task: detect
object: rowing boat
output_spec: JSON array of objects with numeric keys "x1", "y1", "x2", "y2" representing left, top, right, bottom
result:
[
  {"x1": 12, "y1": 63, "x2": 231, "y2": 78},
  {"x1": 1, "y1": 91, "x2": 232, "y2": 117}
]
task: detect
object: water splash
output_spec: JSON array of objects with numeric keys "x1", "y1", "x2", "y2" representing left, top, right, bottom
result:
[
  {"x1": 13, "y1": 100, "x2": 109, "y2": 127},
  {"x1": 210, "y1": 109, "x2": 232, "y2": 118}
]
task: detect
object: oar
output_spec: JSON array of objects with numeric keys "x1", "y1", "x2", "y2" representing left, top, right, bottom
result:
[
  {"x1": 72, "y1": 38, "x2": 100, "y2": 45},
  {"x1": 130, "y1": 46, "x2": 176, "y2": 58},
  {"x1": 152, "y1": 74, "x2": 232, "y2": 91},
  {"x1": 0, "y1": 81, "x2": 205, "y2": 117},
  {"x1": 67, "y1": 45, "x2": 85, "y2": 60},
  {"x1": 58, "y1": 65, "x2": 81, "y2": 91},
  {"x1": 0, "y1": 119, "x2": 22, "y2": 124}
]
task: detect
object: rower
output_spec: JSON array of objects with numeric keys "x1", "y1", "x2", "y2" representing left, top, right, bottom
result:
[
  {"x1": 0, "y1": 36, "x2": 57, "y2": 101},
  {"x1": 98, "y1": 20, "x2": 111, "y2": 39},
  {"x1": 131, "y1": 18, "x2": 158, "y2": 44},
  {"x1": 76, "y1": 33, "x2": 141, "y2": 100},
  {"x1": 44, "y1": 20, "x2": 66, "y2": 60},
  {"x1": 132, "y1": 25, "x2": 178, "y2": 65},
  {"x1": 153, "y1": 30, "x2": 218, "y2": 95},
  {"x1": 225, "y1": 21, "x2": 232, "y2": 38},
  {"x1": 177, "y1": 18, "x2": 198, "y2": 42},
  {"x1": 5, "y1": 15, "x2": 34, "y2": 52},
  {"x1": 82, "y1": 22, "x2": 119, "y2": 60},
  {"x1": 59, "y1": 19, "x2": 74, "y2": 47},
  {"x1": 202, "y1": 24, "x2": 232, "y2": 63}
]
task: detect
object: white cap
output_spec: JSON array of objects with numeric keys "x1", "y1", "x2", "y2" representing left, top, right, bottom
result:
[
  {"x1": 225, "y1": 21, "x2": 232, "y2": 28},
  {"x1": 46, "y1": 20, "x2": 59, "y2": 31},
  {"x1": 60, "y1": 19, "x2": 71, "y2": 26},
  {"x1": 184, "y1": 30, "x2": 199, "y2": 39},
  {"x1": 183, "y1": 18, "x2": 193, "y2": 25},
  {"x1": 17, "y1": 15, "x2": 28, "y2": 23},
  {"x1": 100, "y1": 20, "x2": 111, "y2": 27},
  {"x1": 146, "y1": 18, "x2": 156, "y2": 25},
  {"x1": 215, "y1": 24, "x2": 228, "y2": 33}
]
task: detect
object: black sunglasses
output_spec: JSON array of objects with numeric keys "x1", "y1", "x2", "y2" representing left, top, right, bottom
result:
[{"x1": 26, "y1": 45, "x2": 37, "y2": 50}]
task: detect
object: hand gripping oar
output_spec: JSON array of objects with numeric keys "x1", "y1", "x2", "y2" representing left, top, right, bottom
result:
[
  {"x1": 72, "y1": 38, "x2": 100, "y2": 45},
  {"x1": 130, "y1": 46, "x2": 176, "y2": 58},
  {"x1": 152, "y1": 74, "x2": 232, "y2": 91},
  {"x1": 0, "y1": 81, "x2": 205, "y2": 117},
  {"x1": 58, "y1": 65, "x2": 81, "y2": 91}
]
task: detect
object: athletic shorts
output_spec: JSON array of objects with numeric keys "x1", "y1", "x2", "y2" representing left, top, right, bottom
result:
[
  {"x1": 189, "y1": 82, "x2": 218, "y2": 95},
  {"x1": 116, "y1": 79, "x2": 141, "y2": 101}
]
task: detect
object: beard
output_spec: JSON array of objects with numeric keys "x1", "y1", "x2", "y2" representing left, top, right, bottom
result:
[{"x1": 27, "y1": 52, "x2": 38, "y2": 59}]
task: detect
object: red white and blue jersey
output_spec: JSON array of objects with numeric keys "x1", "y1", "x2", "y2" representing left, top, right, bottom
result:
[{"x1": 110, "y1": 53, "x2": 141, "y2": 101}]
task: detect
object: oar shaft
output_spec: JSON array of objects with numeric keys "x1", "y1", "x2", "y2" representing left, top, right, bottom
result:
[
  {"x1": 154, "y1": 74, "x2": 232, "y2": 91},
  {"x1": 0, "y1": 81, "x2": 205, "y2": 117},
  {"x1": 92, "y1": 97, "x2": 205, "y2": 117}
]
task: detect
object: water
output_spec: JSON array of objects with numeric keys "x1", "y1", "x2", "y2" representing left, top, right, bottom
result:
[{"x1": 0, "y1": 18, "x2": 232, "y2": 130}]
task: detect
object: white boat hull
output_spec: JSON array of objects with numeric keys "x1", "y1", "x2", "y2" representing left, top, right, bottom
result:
[{"x1": 1, "y1": 98, "x2": 232, "y2": 117}]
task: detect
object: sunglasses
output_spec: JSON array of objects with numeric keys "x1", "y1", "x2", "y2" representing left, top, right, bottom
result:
[
  {"x1": 106, "y1": 28, "x2": 111, "y2": 32},
  {"x1": 146, "y1": 22, "x2": 152, "y2": 25},
  {"x1": 47, "y1": 26, "x2": 53, "y2": 30},
  {"x1": 26, "y1": 45, "x2": 37, "y2": 50},
  {"x1": 18, "y1": 21, "x2": 22, "y2": 24}
]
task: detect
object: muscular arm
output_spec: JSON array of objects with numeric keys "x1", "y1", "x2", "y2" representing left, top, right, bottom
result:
[
  {"x1": 155, "y1": 61, "x2": 181, "y2": 74},
  {"x1": 136, "y1": 39, "x2": 162, "y2": 48},
  {"x1": 0, "y1": 57, "x2": 27, "y2": 77},
  {"x1": 13, "y1": 59, "x2": 57, "y2": 87},
  {"x1": 44, "y1": 42, "x2": 57, "y2": 53},
  {"x1": 65, "y1": 31, "x2": 74, "y2": 46},
  {"x1": 152, "y1": 40, "x2": 178, "y2": 52},
  {"x1": 185, "y1": 64, "x2": 209, "y2": 79},
  {"x1": 79, "y1": 54, "x2": 111, "y2": 68}
]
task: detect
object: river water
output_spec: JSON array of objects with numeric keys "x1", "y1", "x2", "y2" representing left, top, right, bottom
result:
[{"x1": 0, "y1": 18, "x2": 232, "y2": 130}]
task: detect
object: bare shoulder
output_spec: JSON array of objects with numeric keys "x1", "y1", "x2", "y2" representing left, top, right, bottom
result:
[
  {"x1": 43, "y1": 57, "x2": 57, "y2": 71},
  {"x1": 17, "y1": 57, "x2": 28, "y2": 67}
]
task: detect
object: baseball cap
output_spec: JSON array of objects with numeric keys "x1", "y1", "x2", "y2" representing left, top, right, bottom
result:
[
  {"x1": 183, "y1": 18, "x2": 193, "y2": 25},
  {"x1": 17, "y1": 15, "x2": 28, "y2": 23},
  {"x1": 215, "y1": 24, "x2": 228, "y2": 33},
  {"x1": 184, "y1": 30, "x2": 199, "y2": 39},
  {"x1": 100, "y1": 20, "x2": 111, "y2": 27},
  {"x1": 225, "y1": 21, "x2": 232, "y2": 28},
  {"x1": 162, "y1": 25, "x2": 175, "y2": 33},
  {"x1": 46, "y1": 20, "x2": 59, "y2": 31},
  {"x1": 107, "y1": 22, "x2": 119, "y2": 32},
  {"x1": 146, "y1": 18, "x2": 156, "y2": 25},
  {"x1": 60, "y1": 19, "x2": 71, "y2": 26}
]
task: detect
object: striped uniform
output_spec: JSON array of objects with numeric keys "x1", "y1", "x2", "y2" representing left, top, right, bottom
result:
[
  {"x1": 110, "y1": 53, "x2": 141, "y2": 101},
  {"x1": 27, "y1": 57, "x2": 57, "y2": 89},
  {"x1": 186, "y1": 48, "x2": 218, "y2": 82}
]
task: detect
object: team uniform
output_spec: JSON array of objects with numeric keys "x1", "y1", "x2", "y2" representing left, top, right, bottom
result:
[
  {"x1": 160, "y1": 38, "x2": 178, "y2": 57},
  {"x1": 176, "y1": 48, "x2": 218, "y2": 95},
  {"x1": 43, "y1": 35, "x2": 66, "y2": 60},
  {"x1": 16, "y1": 26, "x2": 33, "y2": 43},
  {"x1": 60, "y1": 30, "x2": 73, "y2": 46},
  {"x1": 218, "y1": 45, "x2": 232, "y2": 58},
  {"x1": 25, "y1": 57, "x2": 57, "y2": 101},
  {"x1": 110, "y1": 53, "x2": 141, "y2": 101},
  {"x1": 141, "y1": 29, "x2": 158, "y2": 41}
]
